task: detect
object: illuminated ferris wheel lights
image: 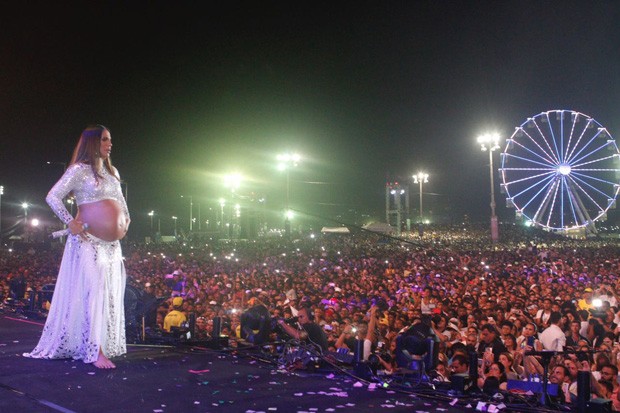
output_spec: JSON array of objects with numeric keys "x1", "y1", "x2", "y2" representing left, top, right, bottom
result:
[
  {"x1": 500, "y1": 110, "x2": 620, "y2": 234},
  {"x1": 558, "y1": 165, "x2": 572, "y2": 176}
]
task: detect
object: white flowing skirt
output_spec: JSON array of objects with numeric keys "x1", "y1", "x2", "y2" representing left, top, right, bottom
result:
[{"x1": 24, "y1": 233, "x2": 127, "y2": 363}]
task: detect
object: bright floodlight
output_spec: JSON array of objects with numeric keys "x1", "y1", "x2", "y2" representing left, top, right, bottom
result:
[
  {"x1": 224, "y1": 173, "x2": 242, "y2": 190},
  {"x1": 277, "y1": 153, "x2": 301, "y2": 163},
  {"x1": 413, "y1": 172, "x2": 429, "y2": 184},
  {"x1": 148, "y1": 210, "x2": 154, "y2": 217},
  {"x1": 477, "y1": 133, "x2": 501, "y2": 151},
  {"x1": 31, "y1": 218, "x2": 40, "y2": 227},
  {"x1": 21, "y1": 202, "x2": 29, "y2": 209},
  {"x1": 285, "y1": 210, "x2": 294, "y2": 220},
  {"x1": 277, "y1": 153, "x2": 301, "y2": 170},
  {"x1": 219, "y1": 198, "x2": 226, "y2": 207}
]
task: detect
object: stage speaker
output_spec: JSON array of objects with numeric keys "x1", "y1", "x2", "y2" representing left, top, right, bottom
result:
[
  {"x1": 424, "y1": 337, "x2": 437, "y2": 372},
  {"x1": 213, "y1": 317, "x2": 222, "y2": 337},
  {"x1": 124, "y1": 284, "x2": 142, "y2": 343},
  {"x1": 40, "y1": 284, "x2": 55, "y2": 307},
  {"x1": 188, "y1": 313, "x2": 196, "y2": 338},
  {"x1": 577, "y1": 370, "x2": 591, "y2": 413},
  {"x1": 353, "y1": 361, "x2": 373, "y2": 381},
  {"x1": 468, "y1": 351, "x2": 478, "y2": 383},
  {"x1": 587, "y1": 398, "x2": 612, "y2": 413},
  {"x1": 353, "y1": 339, "x2": 363, "y2": 364},
  {"x1": 240, "y1": 305, "x2": 270, "y2": 344},
  {"x1": 123, "y1": 284, "x2": 165, "y2": 343},
  {"x1": 451, "y1": 373, "x2": 474, "y2": 394},
  {"x1": 9, "y1": 275, "x2": 27, "y2": 299}
]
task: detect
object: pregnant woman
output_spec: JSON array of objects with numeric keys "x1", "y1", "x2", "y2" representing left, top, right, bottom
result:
[{"x1": 24, "y1": 125, "x2": 130, "y2": 369}]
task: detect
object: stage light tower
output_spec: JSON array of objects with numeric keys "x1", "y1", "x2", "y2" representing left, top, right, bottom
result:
[
  {"x1": 277, "y1": 153, "x2": 300, "y2": 238},
  {"x1": 223, "y1": 174, "x2": 242, "y2": 239},
  {"x1": 219, "y1": 198, "x2": 226, "y2": 232},
  {"x1": 148, "y1": 210, "x2": 155, "y2": 232},
  {"x1": 477, "y1": 133, "x2": 501, "y2": 242},
  {"x1": 22, "y1": 202, "x2": 29, "y2": 225},
  {"x1": 413, "y1": 172, "x2": 429, "y2": 223},
  {"x1": 180, "y1": 195, "x2": 193, "y2": 232}
]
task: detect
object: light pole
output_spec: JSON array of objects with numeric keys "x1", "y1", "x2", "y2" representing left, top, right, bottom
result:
[
  {"x1": 121, "y1": 181, "x2": 128, "y2": 203},
  {"x1": 223, "y1": 174, "x2": 242, "y2": 193},
  {"x1": 219, "y1": 198, "x2": 226, "y2": 232},
  {"x1": 180, "y1": 195, "x2": 193, "y2": 232},
  {"x1": 477, "y1": 133, "x2": 501, "y2": 242},
  {"x1": 413, "y1": 172, "x2": 429, "y2": 224},
  {"x1": 148, "y1": 210, "x2": 154, "y2": 232},
  {"x1": 197, "y1": 203, "x2": 201, "y2": 231},
  {"x1": 22, "y1": 202, "x2": 29, "y2": 225},
  {"x1": 172, "y1": 216, "x2": 178, "y2": 237},
  {"x1": 223, "y1": 174, "x2": 242, "y2": 238},
  {"x1": 277, "y1": 153, "x2": 300, "y2": 238},
  {"x1": 277, "y1": 153, "x2": 300, "y2": 212}
]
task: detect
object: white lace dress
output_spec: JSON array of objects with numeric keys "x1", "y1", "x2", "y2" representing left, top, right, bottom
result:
[{"x1": 24, "y1": 163, "x2": 128, "y2": 363}]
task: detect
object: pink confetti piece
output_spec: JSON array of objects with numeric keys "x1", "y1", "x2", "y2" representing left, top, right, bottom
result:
[{"x1": 188, "y1": 369, "x2": 210, "y2": 374}]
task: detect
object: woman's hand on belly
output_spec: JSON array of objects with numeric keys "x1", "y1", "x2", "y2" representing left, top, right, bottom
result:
[{"x1": 68, "y1": 219, "x2": 90, "y2": 240}]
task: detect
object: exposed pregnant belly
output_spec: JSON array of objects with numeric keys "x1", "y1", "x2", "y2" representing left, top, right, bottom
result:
[{"x1": 77, "y1": 200, "x2": 128, "y2": 242}]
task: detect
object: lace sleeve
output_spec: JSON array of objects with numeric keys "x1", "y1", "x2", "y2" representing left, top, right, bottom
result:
[
  {"x1": 45, "y1": 164, "x2": 82, "y2": 224},
  {"x1": 113, "y1": 166, "x2": 130, "y2": 221}
]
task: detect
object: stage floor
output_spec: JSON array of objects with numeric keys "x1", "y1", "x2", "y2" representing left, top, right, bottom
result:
[{"x1": 0, "y1": 312, "x2": 543, "y2": 413}]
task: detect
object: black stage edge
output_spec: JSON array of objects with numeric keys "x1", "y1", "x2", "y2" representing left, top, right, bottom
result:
[{"x1": 0, "y1": 314, "x2": 588, "y2": 413}]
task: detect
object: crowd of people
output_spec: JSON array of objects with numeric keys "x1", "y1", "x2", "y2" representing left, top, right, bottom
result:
[{"x1": 3, "y1": 222, "x2": 620, "y2": 408}]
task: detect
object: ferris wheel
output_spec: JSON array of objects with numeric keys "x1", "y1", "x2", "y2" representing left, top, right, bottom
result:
[{"x1": 499, "y1": 110, "x2": 620, "y2": 234}]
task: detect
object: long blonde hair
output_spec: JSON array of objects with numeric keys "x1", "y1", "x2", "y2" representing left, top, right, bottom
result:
[{"x1": 70, "y1": 124, "x2": 116, "y2": 181}]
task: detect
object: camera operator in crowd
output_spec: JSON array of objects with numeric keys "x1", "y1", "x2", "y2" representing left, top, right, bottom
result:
[{"x1": 277, "y1": 305, "x2": 328, "y2": 352}]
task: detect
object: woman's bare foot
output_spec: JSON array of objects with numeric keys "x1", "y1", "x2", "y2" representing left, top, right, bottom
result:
[{"x1": 92, "y1": 350, "x2": 116, "y2": 369}]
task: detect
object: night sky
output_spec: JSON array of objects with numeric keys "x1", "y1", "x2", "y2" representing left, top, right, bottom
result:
[{"x1": 2, "y1": 1, "x2": 620, "y2": 237}]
